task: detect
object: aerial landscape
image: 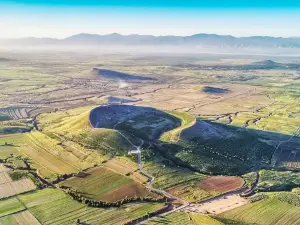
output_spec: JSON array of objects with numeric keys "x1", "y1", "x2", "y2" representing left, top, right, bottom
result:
[{"x1": 1, "y1": 1, "x2": 300, "y2": 225}]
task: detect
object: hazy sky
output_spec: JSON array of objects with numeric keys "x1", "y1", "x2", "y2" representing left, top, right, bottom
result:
[{"x1": 1, "y1": 0, "x2": 300, "y2": 38}]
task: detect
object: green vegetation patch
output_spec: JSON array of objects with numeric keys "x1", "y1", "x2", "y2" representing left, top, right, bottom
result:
[
  {"x1": 0, "y1": 114, "x2": 13, "y2": 121},
  {"x1": 221, "y1": 198, "x2": 300, "y2": 225},
  {"x1": 258, "y1": 170, "x2": 300, "y2": 191},
  {"x1": 0, "y1": 198, "x2": 25, "y2": 217}
]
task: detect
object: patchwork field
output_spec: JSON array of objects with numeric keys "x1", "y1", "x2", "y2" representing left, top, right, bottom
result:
[
  {"x1": 60, "y1": 167, "x2": 158, "y2": 202},
  {"x1": 143, "y1": 158, "x2": 210, "y2": 202},
  {"x1": 103, "y1": 157, "x2": 148, "y2": 183},
  {"x1": 0, "y1": 51, "x2": 300, "y2": 224},
  {"x1": 17, "y1": 188, "x2": 164, "y2": 225}
]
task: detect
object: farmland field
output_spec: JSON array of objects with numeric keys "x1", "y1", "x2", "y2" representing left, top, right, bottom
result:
[
  {"x1": 103, "y1": 157, "x2": 148, "y2": 183},
  {"x1": 199, "y1": 176, "x2": 245, "y2": 192},
  {"x1": 18, "y1": 188, "x2": 164, "y2": 225},
  {"x1": 148, "y1": 212, "x2": 224, "y2": 225},
  {"x1": 0, "y1": 50, "x2": 300, "y2": 224},
  {"x1": 0, "y1": 198, "x2": 25, "y2": 217},
  {"x1": 60, "y1": 167, "x2": 158, "y2": 202},
  {"x1": 0, "y1": 210, "x2": 41, "y2": 225},
  {"x1": 221, "y1": 198, "x2": 300, "y2": 225},
  {"x1": 0, "y1": 163, "x2": 36, "y2": 199}
]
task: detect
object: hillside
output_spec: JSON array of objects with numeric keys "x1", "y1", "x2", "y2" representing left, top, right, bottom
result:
[{"x1": 92, "y1": 68, "x2": 154, "y2": 81}]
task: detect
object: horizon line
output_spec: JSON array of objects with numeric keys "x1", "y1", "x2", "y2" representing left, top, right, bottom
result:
[{"x1": 2, "y1": 32, "x2": 300, "y2": 40}]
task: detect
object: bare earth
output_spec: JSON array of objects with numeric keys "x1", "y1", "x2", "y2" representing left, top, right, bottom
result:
[{"x1": 185, "y1": 194, "x2": 249, "y2": 214}]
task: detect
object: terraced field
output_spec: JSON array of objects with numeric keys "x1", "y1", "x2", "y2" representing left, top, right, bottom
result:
[
  {"x1": 0, "y1": 107, "x2": 29, "y2": 120},
  {"x1": 0, "y1": 130, "x2": 104, "y2": 179},
  {"x1": 18, "y1": 188, "x2": 164, "y2": 225},
  {"x1": 60, "y1": 167, "x2": 157, "y2": 202}
]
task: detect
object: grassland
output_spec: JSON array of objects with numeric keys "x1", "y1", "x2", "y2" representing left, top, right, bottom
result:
[
  {"x1": 221, "y1": 198, "x2": 300, "y2": 225},
  {"x1": 38, "y1": 106, "x2": 133, "y2": 156},
  {"x1": 60, "y1": 167, "x2": 157, "y2": 202},
  {"x1": 160, "y1": 111, "x2": 196, "y2": 143},
  {"x1": 18, "y1": 188, "x2": 164, "y2": 225}
]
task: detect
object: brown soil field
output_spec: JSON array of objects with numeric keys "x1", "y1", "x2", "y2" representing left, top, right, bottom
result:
[
  {"x1": 99, "y1": 182, "x2": 156, "y2": 202},
  {"x1": 199, "y1": 176, "x2": 245, "y2": 193}
]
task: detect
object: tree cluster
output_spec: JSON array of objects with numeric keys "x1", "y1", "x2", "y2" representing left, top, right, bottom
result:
[{"x1": 60, "y1": 187, "x2": 165, "y2": 208}]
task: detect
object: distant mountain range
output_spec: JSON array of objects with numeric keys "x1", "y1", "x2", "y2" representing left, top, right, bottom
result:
[{"x1": 2, "y1": 33, "x2": 300, "y2": 48}]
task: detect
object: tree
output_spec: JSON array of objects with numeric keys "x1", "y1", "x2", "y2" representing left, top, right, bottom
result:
[{"x1": 76, "y1": 218, "x2": 81, "y2": 224}]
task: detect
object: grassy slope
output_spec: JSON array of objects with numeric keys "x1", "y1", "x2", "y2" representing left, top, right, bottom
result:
[
  {"x1": 221, "y1": 198, "x2": 300, "y2": 225},
  {"x1": 160, "y1": 111, "x2": 196, "y2": 143},
  {"x1": 38, "y1": 106, "x2": 133, "y2": 155},
  {"x1": 0, "y1": 106, "x2": 133, "y2": 179}
]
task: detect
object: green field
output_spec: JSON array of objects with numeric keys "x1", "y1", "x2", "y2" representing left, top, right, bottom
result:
[
  {"x1": 18, "y1": 188, "x2": 164, "y2": 225},
  {"x1": 149, "y1": 212, "x2": 224, "y2": 225},
  {"x1": 60, "y1": 167, "x2": 156, "y2": 202},
  {"x1": 221, "y1": 198, "x2": 300, "y2": 225},
  {"x1": 0, "y1": 198, "x2": 25, "y2": 217}
]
